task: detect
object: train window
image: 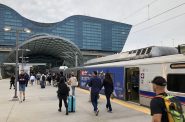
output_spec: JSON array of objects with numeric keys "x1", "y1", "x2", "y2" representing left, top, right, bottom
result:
[
  {"x1": 146, "y1": 47, "x2": 152, "y2": 54},
  {"x1": 133, "y1": 50, "x2": 137, "y2": 53},
  {"x1": 167, "y1": 74, "x2": 185, "y2": 93},
  {"x1": 129, "y1": 51, "x2": 132, "y2": 54},
  {"x1": 141, "y1": 48, "x2": 146, "y2": 55},
  {"x1": 170, "y1": 63, "x2": 185, "y2": 69},
  {"x1": 178, "y1": 44, "x2": 185, "y2": 54},
  {"x1": 136, "y1": 49, "x2": 141, "y2": 55}
]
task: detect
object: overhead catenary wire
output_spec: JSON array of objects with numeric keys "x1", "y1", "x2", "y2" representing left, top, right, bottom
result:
[
  {"x1": 131, "y1": 11, "x2": 185, "y2": 34},
  {"x1": 123, "y1": 0, "x2": 159, "y2": 20},
  {"x1": 133, "y1": 2, "x2": 185, "y2": 27}
]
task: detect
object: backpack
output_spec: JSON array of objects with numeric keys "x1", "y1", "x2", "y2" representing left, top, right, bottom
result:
[
  {"x1": 42, "y1": 75, "x2": 46, "y2": 81},
  {"x1": 157, "y1": 95, "x2": 185, "y2": 122},
  {"x1": 57, "y1": 83, "x2": 70, "y2": 95},
  {"x1": 47, "y1": 75, "x2": 51, "y2": 80},
  {"x1": 70, "y1": 77, "x2": 78, "y2": 87},
  {"x1": 60, "y1": 76, "x2": 66, "y2": 83}
]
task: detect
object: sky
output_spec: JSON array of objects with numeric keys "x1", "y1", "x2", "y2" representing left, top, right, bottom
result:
[{"x1": 1, "y1": 0, "x2": 185, "y2": 52}]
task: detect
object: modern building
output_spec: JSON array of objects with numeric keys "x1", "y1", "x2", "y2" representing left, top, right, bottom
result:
[{"x1": 0, "y1": 3, "x2": 132, "y2": 71}]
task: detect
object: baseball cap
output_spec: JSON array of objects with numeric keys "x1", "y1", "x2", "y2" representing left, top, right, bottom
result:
[{"x1": 152, "y1": 76, "x2": 167, "y2": 86}]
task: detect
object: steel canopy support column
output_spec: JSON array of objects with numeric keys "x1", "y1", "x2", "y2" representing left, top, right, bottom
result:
[{"x1": 75, "y1": 52, "x2": 78, "y2": 67}]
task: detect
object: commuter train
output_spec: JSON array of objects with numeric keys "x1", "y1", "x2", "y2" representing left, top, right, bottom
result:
[{"x1": 65, "y1": 46, "x2": 185, "y2": 110}]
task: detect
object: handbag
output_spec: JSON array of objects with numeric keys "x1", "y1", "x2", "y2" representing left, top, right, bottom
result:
[
  {"x1": 71, "y1": 77, "x2": 78, "y2": 87},
  {"x1": 110, "y1": 93, "x2": 115, "y2": 99},
  {"x1": 73, "y1": 81, "x2": 78, "y2": 87}
]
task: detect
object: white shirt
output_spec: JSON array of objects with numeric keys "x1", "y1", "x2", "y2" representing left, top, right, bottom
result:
[{"x1": 30, "y1": 76, "x2": 35, "y2": 80}]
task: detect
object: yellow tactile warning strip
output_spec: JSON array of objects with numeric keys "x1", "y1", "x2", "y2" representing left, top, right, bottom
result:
[{"x1": 77, "y1": 88, "x2": 150, "y2": 115}]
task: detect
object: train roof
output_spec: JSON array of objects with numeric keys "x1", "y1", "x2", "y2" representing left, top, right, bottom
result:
[
  {"x1": 85, "y1": 54, "x2": 185, "y2": 68},
  {"x1": 85, "y1": 46, "x2": 178, "y2": 65}
]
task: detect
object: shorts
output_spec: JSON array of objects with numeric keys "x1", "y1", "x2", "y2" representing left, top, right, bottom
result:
[{"x1": 19, "y1": 84, "x2": 26, "y2": 91}]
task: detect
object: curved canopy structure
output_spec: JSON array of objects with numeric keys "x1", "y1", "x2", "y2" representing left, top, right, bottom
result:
[{"x1": 5, "y1": 34, "x2": 83, "y2": 67}]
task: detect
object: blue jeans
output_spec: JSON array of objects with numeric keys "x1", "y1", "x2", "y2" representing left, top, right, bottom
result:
[
  {"x1": 19, "y1": 84, "x2": 26, "y2": 91},
  {"x1": 91, "y1": 93, "x2": 99, "y2": 111},
  {"x1": 71, "y1": 86, "x2": 75, "y2": 96}
]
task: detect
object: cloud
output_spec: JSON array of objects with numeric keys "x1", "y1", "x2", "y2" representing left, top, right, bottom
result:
[{"x1": 1, "y1": 0, "x2": 136, "y2": 23}]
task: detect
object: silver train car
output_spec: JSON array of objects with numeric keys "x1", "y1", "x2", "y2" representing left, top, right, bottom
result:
[{"x1": 65, "y1": 46, "x2": 185, "y2": 110}]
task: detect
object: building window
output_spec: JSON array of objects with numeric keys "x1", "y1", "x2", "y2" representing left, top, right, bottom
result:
[
  {"x1": 167, "y1": 74, "x2": 185, "y2": 93},
  {"x1": 112, "y1": 25, "x2": 128, "y2": 51},
  {"x1": 82, "y1": 22, "x2": 101, "y2": 50}
]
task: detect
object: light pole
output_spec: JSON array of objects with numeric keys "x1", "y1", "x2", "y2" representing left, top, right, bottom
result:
[
  {"x1": 20, "y1": 49, "x2": 30, "y2": 69},
  {"x1": 19, "y1": 56, "x2": 29, "y2": 69},
  {"x1": 4, "y1": 26, "x2": 31, "y2": 100}
]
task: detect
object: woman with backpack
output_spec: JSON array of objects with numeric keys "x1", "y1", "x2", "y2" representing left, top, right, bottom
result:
[{"x1": 57, "y1": 73, "x2": 70, "y2": 115}]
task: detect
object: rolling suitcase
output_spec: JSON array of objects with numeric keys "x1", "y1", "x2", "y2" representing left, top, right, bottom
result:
[{"x1": 68, "y1": 95, "x2": 76, "y2": 112}]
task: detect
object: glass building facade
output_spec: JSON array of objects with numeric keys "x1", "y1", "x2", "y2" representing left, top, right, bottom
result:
[{"x1": 0, "y1": 4, "x2": 132, "y2": 62}]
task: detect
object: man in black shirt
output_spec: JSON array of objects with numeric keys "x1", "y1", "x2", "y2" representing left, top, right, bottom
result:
[{"x1": 150, "y1": 76, "x2": 169, "y2": 122}]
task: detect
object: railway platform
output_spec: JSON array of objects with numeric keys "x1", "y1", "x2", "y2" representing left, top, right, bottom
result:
[{"x1": 0, "y1": 79, "x2": 151, "y2": 122}]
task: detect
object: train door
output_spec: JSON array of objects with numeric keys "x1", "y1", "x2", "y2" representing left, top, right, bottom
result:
[{"x1": 125, "y1": 67, "x2": 139, "y2": 103}]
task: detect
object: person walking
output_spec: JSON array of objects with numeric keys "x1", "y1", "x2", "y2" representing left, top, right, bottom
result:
[
  {"x1": 88, "y1": 71, "x2": 102, "y2": 116},
  {"x1": 40, "y1": 74, "x2": 46, "y2": 88},
  {"x1": 68, "y1": 72, "x2": 78, "y2": 96},
  {"x1": 30, "y1": 74, "x2": 35, "y2": 85},
  {"x1": 57, "y1": 75, "x2": 70, "y2": 115},
  {"x1": 102, "y1": 73, "x2": 114, "y2": 113},
  {"x1": 24, "y1": 72, "x2": 30, "y2": 87},
  {"x1": 36, "y1": 72, "x2": 41, "y2": 85},
  {"x1": 18, "y1": 69, "x2": 27, "y2": 102},
  {"x1": 9, "y1": 74, "x2": 15, "y2": 89},
  {"x1": 52, "y1": 73, "x2": 56, "y2": 86},
  {"x1": 47, "y1": 73, "x2": 52, "y2": 85},
  {"x1": 150, "y1": 76, "x2": 168, "y2": 122}
]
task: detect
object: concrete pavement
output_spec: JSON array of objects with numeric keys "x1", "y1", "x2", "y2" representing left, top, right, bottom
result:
[{"x1": 0, "y1": 79, "x2": 151, "y2": 122}]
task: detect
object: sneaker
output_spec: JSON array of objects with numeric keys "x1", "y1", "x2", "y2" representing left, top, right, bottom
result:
[
  {"x1": 66, "y1": 109, "x2": 68, "y2": 115},
  {"x1": 23, "y1": 98, "x2": 25, "y2": 101},
  {"x1": 58, "y1": 109, "x2": 61, "y2": 112},
  {"x1": 106, "y1": 106, "x2": 109, "y2": 111},
  {"x1": 95, "y1": 110, "x2": 99, "y2": 116},
  {"x1": 107, "y1": 110, "x2": 112, "y2": 113}
]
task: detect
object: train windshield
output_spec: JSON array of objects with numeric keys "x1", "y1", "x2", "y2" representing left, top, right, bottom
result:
[{"x1": 178, "y1": 44, "x2": 185, "y2": 54}]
